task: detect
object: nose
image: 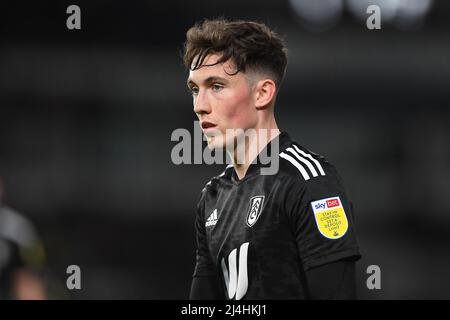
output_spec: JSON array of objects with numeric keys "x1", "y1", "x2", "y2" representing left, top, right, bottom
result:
[{"x1": 193, "y1": 89, "x2": 211, "y2": 116}]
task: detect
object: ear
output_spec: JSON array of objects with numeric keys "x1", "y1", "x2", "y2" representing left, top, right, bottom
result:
[{"x1": 254, "y1": 79, "x2": 276, "y2": 110}]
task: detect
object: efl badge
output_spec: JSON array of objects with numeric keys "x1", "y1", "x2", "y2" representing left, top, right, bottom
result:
[
  {"x1": 311, "y1": 196, "x2": 348, "y2": 239},
  {"x1": 246, "y1": 196, "x2": 265, "y2": 227}
]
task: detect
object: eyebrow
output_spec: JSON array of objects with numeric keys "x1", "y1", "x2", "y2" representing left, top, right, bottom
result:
[{"x1": 186, "y1": 76, "x2": 228, "y2": 88}]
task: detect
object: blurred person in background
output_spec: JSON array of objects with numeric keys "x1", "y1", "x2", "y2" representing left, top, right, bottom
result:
[{"x1": 0, "y1": 177, "x2": 47, "y2": 300}]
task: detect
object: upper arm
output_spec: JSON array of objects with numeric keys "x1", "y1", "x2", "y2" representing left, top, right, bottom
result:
[
  {"x1": 190, "y1": 191, "x2": 224, "y2": 299},
  {"x1": 192, "y1": 191, "x2": 218, "y2": 278},
  {"x1": 285, "y1": 164, "x2": 361, "y2": 271}
]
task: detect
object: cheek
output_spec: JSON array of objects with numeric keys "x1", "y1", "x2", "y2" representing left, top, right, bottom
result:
[{"x1": 219, "y1": 89, "x2": 255, "y2": 127}]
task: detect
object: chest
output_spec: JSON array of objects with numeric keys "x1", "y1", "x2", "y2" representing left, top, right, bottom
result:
[{"x1": 203, "y1": 177, "x2": 291, "y2": 262}]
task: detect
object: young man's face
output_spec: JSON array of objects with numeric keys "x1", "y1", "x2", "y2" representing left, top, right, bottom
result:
[{"x1": 187, "y1": 54, "x2": 258, "y2": 150}]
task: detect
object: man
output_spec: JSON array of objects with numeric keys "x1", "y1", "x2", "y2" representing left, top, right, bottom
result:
[
  {"x1": 0, "y1": 177, "x2": 47, "y2": 299},
  {"x1": 184, "y1": 19, "x2": 361, "y2": 300}
]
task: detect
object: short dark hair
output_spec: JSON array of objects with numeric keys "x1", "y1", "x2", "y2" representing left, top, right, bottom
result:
[{"x1": 183, "y1": 18, "x2": 288, "y2": 88}]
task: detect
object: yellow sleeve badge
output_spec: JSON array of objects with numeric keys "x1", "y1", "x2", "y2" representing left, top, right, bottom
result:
[{"x1": 311, "y1": 196, "x2": 348, "y2": 240}]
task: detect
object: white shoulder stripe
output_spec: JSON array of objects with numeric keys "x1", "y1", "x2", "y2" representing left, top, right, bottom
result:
[
  {"x1": 286, "y1": 147, "x2": 318, "y2": 177},
  {"x1": 292, "y1": 145, "x2": 326, "y2": 176},
  {"x1": 204, "y1": 165, "x2": 233, "y2": 189},
  {"x1": 219, "y1": 164, "x2": 234, "y2": 177},
  {"x1": 280, "y1": 152, "x2": 310, "y2": 181}
]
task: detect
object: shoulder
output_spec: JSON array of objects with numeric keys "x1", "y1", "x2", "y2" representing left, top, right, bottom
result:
[
  {"x1": 194, "y1": 165, "x2": 233, "y2": 219},
  {"x1": 198, "y1": 164, "x2": 234, "y2": 197},
  {"x1": 277, "y1": 138, "x2": 354, "y2": 224},
  {"x1": 0, "y1": 205, "x2": 39, "y2": 247},
  {"x1": 277, "y1": 138, "x2": 344, "y2": 193}
]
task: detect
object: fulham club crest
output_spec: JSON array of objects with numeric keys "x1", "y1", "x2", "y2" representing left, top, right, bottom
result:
[{"x1": 246, "y1": 196, "x2": 265, "y2": 227}]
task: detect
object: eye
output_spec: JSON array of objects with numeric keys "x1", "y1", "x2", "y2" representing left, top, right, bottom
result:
[
  {"x1": 212, "y1": 83, "x2": 224, "y2": 92},
  {"x1": 189, "y1": 86, "x2": 199, "y2": 96}
]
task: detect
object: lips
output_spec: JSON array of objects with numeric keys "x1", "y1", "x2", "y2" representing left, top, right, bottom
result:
[{"x1": 201, "y1": 121, "x2": 217, "y2": 130}]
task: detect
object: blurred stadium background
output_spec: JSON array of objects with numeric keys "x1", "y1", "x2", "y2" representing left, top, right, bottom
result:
[{"x1": 0, "y1": 0, "x2": 449, "y2": 299}]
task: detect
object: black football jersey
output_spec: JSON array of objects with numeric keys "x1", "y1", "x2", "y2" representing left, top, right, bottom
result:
[{"x1": 192, "y1": 131, "x2": 361, "y2": 300}]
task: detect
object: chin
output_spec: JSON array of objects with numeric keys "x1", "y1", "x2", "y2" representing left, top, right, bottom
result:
[{"x1": 205, "y1": 135, "x2": 224, "y2": 150}]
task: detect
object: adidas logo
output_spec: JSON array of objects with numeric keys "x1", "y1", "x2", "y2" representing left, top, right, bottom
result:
[{"x1": 205, "y1": 209, "x2": 218, "y2": 227}]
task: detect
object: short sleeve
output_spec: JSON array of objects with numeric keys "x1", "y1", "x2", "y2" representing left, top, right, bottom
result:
[
  {"x1": 192, "y1": 191, "x2": 217, "y2": 277},
  {"x1": 285, "y1": 166, "x2": 361, "y2": 271}
]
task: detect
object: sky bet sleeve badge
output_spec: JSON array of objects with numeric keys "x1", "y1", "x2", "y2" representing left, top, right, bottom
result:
[{"x1": 310, "y1": 196, "x2": 348, "y2": 239}]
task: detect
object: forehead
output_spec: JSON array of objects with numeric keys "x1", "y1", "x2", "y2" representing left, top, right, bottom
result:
[{"x1": 188, "y1": 54, "x2": 241, "y2": 83}]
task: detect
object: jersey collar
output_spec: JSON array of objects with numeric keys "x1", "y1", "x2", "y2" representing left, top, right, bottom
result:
[{"x1": 230, "y1": 131, "x2": 292, "y2": 183}]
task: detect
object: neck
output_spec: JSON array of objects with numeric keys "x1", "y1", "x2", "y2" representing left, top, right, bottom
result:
[{"x1": 227, "y1": 118, "x2": 280, "y2": 180}]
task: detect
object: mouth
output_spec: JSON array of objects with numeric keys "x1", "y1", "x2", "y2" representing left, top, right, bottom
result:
[{"x1": 201, "y1": 121, "x2": 217, "y2": 131}]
